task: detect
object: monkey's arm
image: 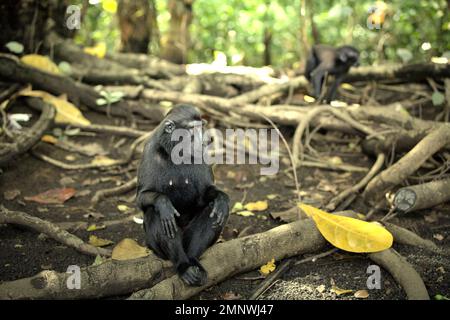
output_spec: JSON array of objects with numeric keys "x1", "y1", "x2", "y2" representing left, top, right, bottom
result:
[
  {"x1": 137, "y1": 190, "x2": 180, "y2": 238},
  {"x1": 204, "y1": 185, "x2": 229, "y2": 227}
]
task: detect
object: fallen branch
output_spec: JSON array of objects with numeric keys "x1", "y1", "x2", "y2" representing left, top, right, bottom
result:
[
  {"x1": 0, "y1": 205, "x2": 111, "y2": 257},
  {"x1": 364, "y1": 125, "x2": 450, "y2": 202},
  {"x1": 326, "y1": 153, "x2": 385, "y2": 211},
  {"x1": 91, "y1": 177, "x2": 137, "y2": 204},
  {"x1": 346, "y1": 63, "x2": 450, "y2": 82},
  {"x1": 229, "y1": 76, "x2": 308, "y2": 104},
  {"x1": 393, "y1": 178, "x2": 450, "y2": 212},
  {"x1": 292, "y1": 106, "x2": 383, "y2": 164},
  {"x1": 0, "y1": 97, "x2": 55, "y2": 167}
]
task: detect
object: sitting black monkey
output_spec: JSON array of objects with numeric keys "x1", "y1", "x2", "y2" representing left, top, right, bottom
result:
[
  {"x1": 136, "y1": 104, "x2": 229, "y2": 286},
  {"x1": 305, "y1": 44, "x2": 359, "y2": 103}
]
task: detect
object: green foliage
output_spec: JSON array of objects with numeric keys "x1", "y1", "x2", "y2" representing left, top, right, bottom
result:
[{"x1": 75, "y1": 0, "x2": 449, "y2": 67}]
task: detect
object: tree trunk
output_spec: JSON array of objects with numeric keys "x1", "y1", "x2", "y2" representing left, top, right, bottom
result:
[
  {"x1": 0, "y1": 0, "x2": 73, "y2": 54},
  {"x1": 162, "y1": 0, "x2": 194, "y2": 64},
  {"x1": 298, "y1": 0, "x2": 311, "y2": 61},
  {"x1": 117, "y1": 0, "x2": 155, "y2": 53}
]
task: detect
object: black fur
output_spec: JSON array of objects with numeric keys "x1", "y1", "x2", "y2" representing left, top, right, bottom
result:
[
  {"x1": 137, "y1": 104, "x2": 229, "y2": 286},
  {"x1": 305, "y1": 44, "x2": 359, "y2": 103}
]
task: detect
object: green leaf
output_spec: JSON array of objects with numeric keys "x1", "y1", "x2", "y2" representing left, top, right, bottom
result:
[
  {"x1": 432, "y1": 91, "x2": 445, "y2": 106},
  {"x1": 5, "y1": 41, "x2": 24, "y2": 54},
  {"x1": 58, "y1": 61, "x2": 72, "y2": 75},
  {"x1": 96, "y1": 98, "x2": 108, "y2": 106}
]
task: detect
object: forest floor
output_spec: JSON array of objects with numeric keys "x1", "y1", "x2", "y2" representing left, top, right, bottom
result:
[{"x1": 1, "y1": 105, "x2": 449, "y2": 300}]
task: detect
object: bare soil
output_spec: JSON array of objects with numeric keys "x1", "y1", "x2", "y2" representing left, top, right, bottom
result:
[{"x1": 1, "y1": 106, "x2": 449, "y2": 300}]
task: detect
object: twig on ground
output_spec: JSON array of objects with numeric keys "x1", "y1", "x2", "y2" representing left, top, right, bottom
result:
[{"x1": 0, "y1": 205, "x2": 111, "y2": 257}]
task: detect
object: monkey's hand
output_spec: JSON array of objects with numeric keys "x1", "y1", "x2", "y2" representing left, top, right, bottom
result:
[
  {"x1": 209, "y1": 195, "x2": 229, "y2": 228},
  {"x1": 155, "y1": 196, "x2": 180, "y2": 238}
]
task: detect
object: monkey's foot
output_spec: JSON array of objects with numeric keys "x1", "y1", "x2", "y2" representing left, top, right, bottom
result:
[{"x1": 178, "y1": 260, "x2": 208, "y2": 287}]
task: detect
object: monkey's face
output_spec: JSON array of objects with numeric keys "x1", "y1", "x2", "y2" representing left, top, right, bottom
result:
[
  {"x1": 159, "y1": 105, "x2": 207, "y2": 160},
  {"x1": 337, "y1": 46, "x2": 360, "y2": 67}
]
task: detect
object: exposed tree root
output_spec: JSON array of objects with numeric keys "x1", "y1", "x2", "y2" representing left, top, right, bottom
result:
[
  {"x1": 364, "y1": 125, "x2": 450, "y2": 203},
  {"x1": 0, "y1": 97, "x2": 55, "y2": 167},
  {"x1": 326, "y1": 153, "x2": 385, "y2": 211},
  {"x1": 383, "y1": 222, "x2": 446, "y2": 256},
  {"x1": 0, "y1": 205, "x2": 111, "y2": 258},
  {"x1": 346, "y1": 63, "x2": 450, "y2": 82},
  {"x1": 91, "y1": 177, "x2": 137, "y2": 204},
  {"x1": 368, "y1": 249, "x2": 429, "y2": 300},
  {"x1": 229, "y1": 76, "x2": 308, "y2": 104}
]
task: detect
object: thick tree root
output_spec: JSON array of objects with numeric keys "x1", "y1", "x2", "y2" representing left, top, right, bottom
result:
[
  {"x1": 364, "y1": 125, "x2": 450, "y2": 203},
  {"x1": 369, "y1": 249, "x2": 429, "y2": 300}
]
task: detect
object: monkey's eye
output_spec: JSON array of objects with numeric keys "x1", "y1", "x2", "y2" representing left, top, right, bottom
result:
[{"x1": 164, "y1": 120, "x2": 175, "y2": 133}]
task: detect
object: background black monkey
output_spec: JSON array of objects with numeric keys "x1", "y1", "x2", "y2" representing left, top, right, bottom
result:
[
  {"x1": 305, "y1": 44, "x2": 360, "y2": 103},
  {"x1": 136, "y1": 104, "x2": 229, "y2": 286}
]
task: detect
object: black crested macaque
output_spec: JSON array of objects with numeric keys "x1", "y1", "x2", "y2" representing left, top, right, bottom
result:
[
  {"x1": 136, "y1": 104, "x2": 229, "y2": 286},
  {"x1": 305, "y1": 44, "x2": 359, "y2": 103}
]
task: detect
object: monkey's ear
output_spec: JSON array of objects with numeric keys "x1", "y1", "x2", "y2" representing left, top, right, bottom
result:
[{"x1": 164, "y1": 120, "x2": 175, "y2": 133}]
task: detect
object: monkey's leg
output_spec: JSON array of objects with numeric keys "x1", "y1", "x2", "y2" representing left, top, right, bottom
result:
[
  {"x1": 325, "y1": 75, "x2": 344, "y2": 103},
  {"x1": 183, "y1": 204, "x2": 229, "y2": 259},
  {"x1": 143, "y1": 207, "x2": 203, "y2": 286},
  {"x1": 310, "y1": 66, "x2": 327, "y2": 99},
  {"x1": 176, "y1": 205, "x2": 229, "y2": 287}
]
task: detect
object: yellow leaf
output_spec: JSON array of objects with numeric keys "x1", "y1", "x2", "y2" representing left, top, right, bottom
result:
[
  {"x1": 341, "y1": 83, "x2": 356, "y2": 90},
  {"x1": 231, "y1": 202, "x2": 244, "y2": 212},
  {"x1": 298, "y1": 203, "x2": 393, "y2": 253},
  {"x1": 354, "y1": 289, "x2": 369, "y2": 299},
  {"x1": 41, "y1": 135, "x2": 58, "y2": 144},
  {"x1": 235, "y1": 210, "x2": 254, "y2": 217},
  {"x1": 84, "y1": 42, "x2": 107, "y2": 58},
  {"x1": 331, "y1": 285, "x2": 353, "y2": 296},
  {"x1": 328, "y1": 156, "x2": 343, "y2": 165},
  {"x1": 20, "y1": 54, "x2": 61, "y2": 75},
  {"x1": 112, "y1": 238, "x2": 149, "y2": 261},
  {"x1": 260, "y1": 258, "x2": 276, "y2": 275},
  {"x1": 90, "y1": 155, "x2": 118, "y2": 166},
  {"x1": 304, "y1": 95, "x2": 316, "y2": 103},
  {"x1": 102, "y1": 0, "x2": 117, "y2": 13},
  {"x1": 86, "y1": 224, "x2": 106, "y2": 232},
  {"x1": 266, "y1": 194, "x2": 278, "y2": 200},
  {"x1": 117, "y1": 204, "x2": 130, "y2": 212},
  {"x1": 18, "y1": 89, "x2": 91, "y2": 126},
  {"x1": 89, "y1": 235, "x2": 113, "y2": 247},
  {"x1": 244, "y1": 200, "x2": 268, "y2": 212}
]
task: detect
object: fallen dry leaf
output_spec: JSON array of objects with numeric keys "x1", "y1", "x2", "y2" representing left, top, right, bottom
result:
[
  {"x1": 86, "y1": 224, "x2": 106, "y2": 232},
  {"x1": 112, "y1": 238, "x2": 149, "y2": 261},
  {"x1": 433, "y1": 234, "x2": 444, "y2": 241},
  {"x1": 331, "y1": 285, "x2": 353, "y2": 296},
  {"x1": 4, "y1": 189, "x2": 21, "y2": 201},
  {"x1": 244, "y1": 200, "x2": 268, "y2": 212},
  {"x1": 260, "y1": 258, "x2": 276, "y2": 275},
  {"x1": 24, "y1": 188, "x2": 76, "y2": 204},
  {"x1": 89, "y1": 235, "x2": 113, "y2": 247},
  {"x1": 235, "y1": 210, "x2": 254, "y2": 217},
  {"x1": 354, "y1": 290, "x2": 369, "y2": 299},
  {"x1": 316, "y1": 284, "x2": 326, "y2": 293}
]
